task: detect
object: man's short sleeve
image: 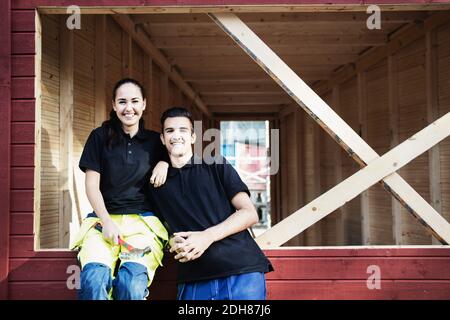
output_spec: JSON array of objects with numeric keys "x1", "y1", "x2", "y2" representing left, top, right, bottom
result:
[
  {"x1": 216, "y1": 156, "x2": 251, "y2": 200},
  {"x1": 79, "y1": 129, "x2": 103, "y2": 173}
]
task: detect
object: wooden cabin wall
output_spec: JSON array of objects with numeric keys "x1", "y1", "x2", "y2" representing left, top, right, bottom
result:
[
  {"x1": 338, "y1": 77, "x2": 362, "y2": 245},
  {"x1": 277, "y1": 19, "x2": 450, "y2": 246},
  {"x1": 438, "y1": 23, "x2": 450, "y2": 227},
  {"x1": 364, "y1": 59, "x2": 393, "y2": 245},
  {"x1": 39, "y1": 14, "x2": 206, "y2": 249},
  {"x1": 40, "y1": 14, "x2": 60, "y2": 248}
]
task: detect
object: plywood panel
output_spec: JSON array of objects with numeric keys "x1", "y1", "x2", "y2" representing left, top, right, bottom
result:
[
  {"x1": 302, "y1": 114, "x2": 321, "y2": 245},
  {"x1": 40, "y1": 14, "x2": 60, "y2": 249},
  {"x1": 318, "y1": 92, "x2": 340, "y2": 246},
  {"x1": 437, "y1": 22, "x2": 450, "y2": 226},
  {"x1": 396, "y1": 37, "x2": 432, "y2": 245},
  {"x1": 365, "y1": 59, "x2": 393, "y2": 245},
  {"x1": 339, "y1": 77, "x2": 362, "y2": 245}
]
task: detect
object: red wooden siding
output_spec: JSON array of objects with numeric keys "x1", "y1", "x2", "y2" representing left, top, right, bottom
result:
[
  {"x1": 3, "y1": 0, "x2": 450, "y2": 300},
  {"x1": 5, "y1": 248, "x2": 450, "y2": 299},
  {"x1": 9, "y1": 0, "x2": 450, "y2": 11},
  {"x1": 0, "y1": 0, "x2": 11, "y2": 300}
]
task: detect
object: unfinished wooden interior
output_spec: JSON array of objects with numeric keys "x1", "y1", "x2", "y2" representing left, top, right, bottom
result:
[{"x1": 36, "y1": 10, "x2": 450, "y2": 249}]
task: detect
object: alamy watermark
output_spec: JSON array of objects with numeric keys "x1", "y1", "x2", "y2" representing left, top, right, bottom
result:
[
  {"x1": 366, "y1": 5, "x2": 381, "y2": 30},
  {"x1": 192, "y1": 121, "x2": 280, "y2": 175},
  {"x1": 366, "y1": 264, "x2": 381, "y2": 290},
  {"x1": 66, "y1": 5, "x2": 81, "y2": 30}
]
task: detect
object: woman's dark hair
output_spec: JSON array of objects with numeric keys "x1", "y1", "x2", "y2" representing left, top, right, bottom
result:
[
  {"x1": 160, "y1": 107, "x2": 194, "y2": 133},
  {"x1": 103, "y1": 78, "x2": 147, "y2": 149}
]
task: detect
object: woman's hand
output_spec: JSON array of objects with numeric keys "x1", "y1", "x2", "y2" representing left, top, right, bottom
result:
[
  {"x1": 150, "y1": 161, "x2": 169, "y2": 187},
  {"x1": 101, "y1": 219, "x2": 121, "y2": 246}
]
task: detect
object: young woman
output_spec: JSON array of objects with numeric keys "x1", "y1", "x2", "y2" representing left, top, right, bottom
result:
[{"x1": 70, "y1": 78, "x2": 169, "y2": 300}]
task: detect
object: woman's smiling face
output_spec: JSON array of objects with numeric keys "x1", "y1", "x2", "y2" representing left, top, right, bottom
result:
[{"x1": 112, "y1": 82, "x2": 146, "y2": 130}]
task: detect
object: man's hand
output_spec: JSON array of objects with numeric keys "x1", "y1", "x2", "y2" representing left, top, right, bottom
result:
[{"x1": 170, "y1": 230, "x2": 215, "y2": 263}]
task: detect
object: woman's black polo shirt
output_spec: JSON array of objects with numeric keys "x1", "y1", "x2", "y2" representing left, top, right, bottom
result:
[
  {"x1": 149, "y1": 155, "x2": 273, "y2": 283},
  {"x1": 79, "y1": 125, "x2": 167, "y2": 214}
]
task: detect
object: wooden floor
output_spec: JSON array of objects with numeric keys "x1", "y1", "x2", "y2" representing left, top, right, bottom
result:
[{"x1": 7, "y1": 247, "x2": 450, "y2": 299}]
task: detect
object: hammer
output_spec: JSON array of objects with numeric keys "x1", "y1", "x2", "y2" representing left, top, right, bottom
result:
[{"x1": 94, "y1": 222, "x2": 151, "y2": 260}]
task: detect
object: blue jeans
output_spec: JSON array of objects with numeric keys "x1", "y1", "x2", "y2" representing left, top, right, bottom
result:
[
  {"x1": 78, "y1": 262, "x2": 149, "y2": 300},
  {"x1": 177, "y1": 272, "x2": 266, "y2": 300}
]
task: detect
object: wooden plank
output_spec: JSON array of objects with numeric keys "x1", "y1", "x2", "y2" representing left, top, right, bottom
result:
[
  {"x1": 388, "y1": 54, "x2": 402, "y2": 245},
  {"x1": 12, "y1": 9, "x2": 35, "y2": 32},
  {"x1": 256, "y1": 112, "x2": 450, "y2": 248},
  {"x1": 210, "y1": 105, "x2": 281, "y2": 114},
  {"x1": 58, "y1": 16, "x2": 74, "y2": 248},
  {"x1": 11, "y1": 77, "x2": 34, "y2": 99},
  {"x1": 313, "y1": 13, "x2": 450, "y2": 102},
  {"x1": 134, "y1": 12, "x2": 428, "y2": 25},
  {"x1": 332, "y1": 86, "x2": 344, "y2": 245},
  {"x1": 266, "y1": 257, "x2": 450, "y2": 280},
  {"x1": 11, "y1": 100, "x2": 35, "y2": 122},
  {"x1": 34, "y1": 11, "x2": 42, "y2": 253},
  {"x1": 208, "y1": 13, "x2": 450, "y2": 245},
  {"x1": 0, "y1": 0, "x2": 11, "y2": 300},
  {"x1": 34, "y1": 3, "x2": 450, "y2": 14},
  {"x1": 263, "y1": 247, "x2": 450, "y2": 258},
  {"x1": 426, "y1": 28, "x2": 442, "y2": 245},
  {"x1": 12, "y1": 32, "x2": 34, "y2": 55},
  {"x1": 12, "y1": 55, "x2": 35, "y2": 77},
  {"x1": 203, "y1": 94, "x2": 293, "y2": 106},
  {"x1": 11, "y1": 168, "x2": 34, "y2": 189},
  {"x1": 11, "y1": 123, "x2": 35, "y2": 144},
  {"x1": 94, "y1": 15, "x2": 106, "y2": 127},
  {"x1": 121, "y1": 30, "x2": 131, "y2": 77},
  {"x1": 357, "y1": 72, "x2": 370, "y2": 245},
  {"x1": 267, "y1": 280, "x2": 450, "y2": 300},
  {"x1": 111, "y1": 14, "x2": 210, "y2": 117},
  {"x1": 11, "y1": 145, "x2": 34, "y2": 167},
  {"x1": 10, "y1": 213, "x2": 33, "y2": 235},
  {"x1": 160, "y1": 72, "x2": 168, "y2": 112}
]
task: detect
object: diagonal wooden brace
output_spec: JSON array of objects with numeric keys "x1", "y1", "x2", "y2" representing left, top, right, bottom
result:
[
  {"x1": 255, "y1": 112, "x2": 450, "y2": 248},
  {"x1": 209, "y1": 13, "x2": 450, "y2": 244}
]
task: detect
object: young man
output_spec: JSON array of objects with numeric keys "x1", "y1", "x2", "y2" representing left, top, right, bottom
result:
[{"x1": 149, "y1": 107, "x2": 273, "y2": 300}]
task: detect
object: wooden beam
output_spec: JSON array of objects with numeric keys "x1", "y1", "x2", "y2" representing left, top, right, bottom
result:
[
  {"x1": 94, "y1": 15, "x2": 107, "y2": 127},
  {"x1": 296, "y1": 111, "x2": 305, "y2": 245},
  {"x1": 313, "y1": 123, "x2": 323, "y2": 245},
  {"x1": 151, "y1": 34, "x2": 387, "y2": 49},
  {"x1": 143, "y1": 57, "x2": 153, "y2": 126},
  {"x1": 133, "y1": 12, "x2": 429, "y2": 25},
  {"x1": 357, "y1": 72, "x2": 370, "y2": 245},
  {"x1": 0, "y1": 0, "x2": 11, "y2": 299},
  {"x1": 121, "y1": 30, "x2": 132, "y2": 77},
  {"x1": 388, "y1": 54, "x2": 402, "y2": 245},
  {"x1": 209, "y1": 12, "x2": 450, "y2": 244},
  {"x1": 33, "y1": 11, "x2": 42, "y2": 250},
  {"x1": 256, "y1": 112, "x2": 450, "y2": 248},
  {"x1": 160, "y1": 73, "x2": 168, "y2": 112},
  {"x1": 333, "y1": 86, "x2": 345, "y2": 246},
  {"x1": 59, "y1": 16, "x2": 74, "y2": 248},
  {"x1": 426, "y1": 28, "x2": 442, "y2": 245},
  {"x1": 209, "y1": 105, "x2": 282, "y2": 114},
  {"x1": 203, "y1": 95, "x2": 293, "y2": 106},
  {"x1": 313, "y1": 12, "x2": 450, "y2": 98},
  {"x1": 111, "y1": 14, "x2": 211, "y2": 117},
  {"x1": 38, "y1": 4, "x2": 450, "y2": 15}
]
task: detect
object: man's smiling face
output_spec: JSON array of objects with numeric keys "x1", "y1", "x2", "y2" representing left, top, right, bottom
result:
[{"x1": 161, "y1": 116, "x2": 196, "y2": 157}]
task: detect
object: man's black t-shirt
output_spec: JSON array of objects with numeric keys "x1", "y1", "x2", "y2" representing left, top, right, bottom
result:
[
  {"x1": 79, "y1": 124, "x2": 167, "y2": 214},
  {"x1": 149, "y1": 155, "x2": 273, "y2": 283}
]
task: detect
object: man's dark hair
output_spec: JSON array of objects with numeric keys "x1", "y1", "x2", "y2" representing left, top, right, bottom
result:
[{"x1": 160, "y1": 107, "x2": 194, "y2": 132}]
